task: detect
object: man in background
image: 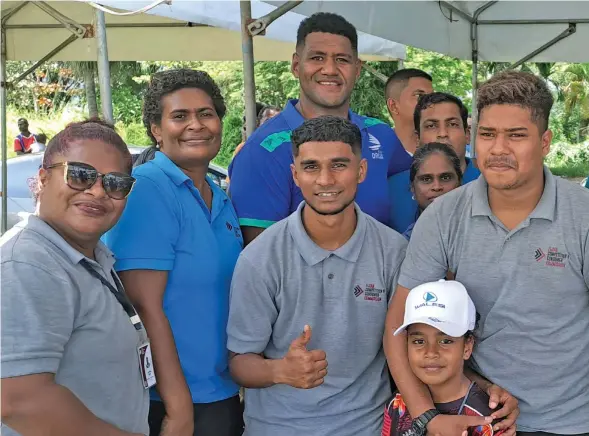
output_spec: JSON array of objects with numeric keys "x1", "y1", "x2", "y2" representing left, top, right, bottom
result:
[{"x1": 14, "y1": 118, "x2": 35, "y2": 155}]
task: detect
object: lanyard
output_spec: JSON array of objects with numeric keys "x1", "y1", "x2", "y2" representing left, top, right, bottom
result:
[
  {"x1": 457, "y1": 381, "x2": 476, "y2": 415},
  {"x1": 80, "y1": 259, "x2": 143, "y2": 331}
]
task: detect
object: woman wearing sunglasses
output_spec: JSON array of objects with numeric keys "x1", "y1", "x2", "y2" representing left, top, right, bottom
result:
[
  {"x1": 0, "y1": 120, "x2": 149, "y2": 436},
  {"x1": 105, "y1": 70, "x2": 244, "y2": 436}
]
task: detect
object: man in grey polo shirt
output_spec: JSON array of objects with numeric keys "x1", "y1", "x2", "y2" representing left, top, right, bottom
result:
[
  {"x1": 227, "y1": 116, "x2": 408, "y2": 435},
  {"x1": 385, "y1": 70, "x2": 589, "y2": 436}
]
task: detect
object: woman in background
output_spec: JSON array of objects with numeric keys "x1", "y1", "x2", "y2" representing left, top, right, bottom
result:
[{"x1": 404, "y1": 142, "x2": 463, "y2": 240}]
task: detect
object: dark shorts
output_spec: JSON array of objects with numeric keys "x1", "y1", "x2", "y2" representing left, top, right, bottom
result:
[{"x1": 148, "y1": 395, "x2": 244, "y2": 436}]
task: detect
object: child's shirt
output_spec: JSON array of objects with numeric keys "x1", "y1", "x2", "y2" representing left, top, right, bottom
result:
[{"x1": 382, "y1": 382, "x2": 503, "y2": 436}]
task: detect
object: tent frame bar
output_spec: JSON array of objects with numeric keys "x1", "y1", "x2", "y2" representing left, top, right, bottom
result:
[
  {"x1": 479, "y1": 18, "x2": 589, "y2": 25},
  {"x1": 240, "y1": 0, "x2": 303, "y2": 138},
  {"x1": 509, "y1": 24, "x2": 576, "y2": 69},
  {"x1": 439, "y1": 0, "x2": 581, "y2": 158},
  {"x1": 11, "y1": 34, "x2": 80, "y2": 85},
  {"x1": 4, "y1": 23, "x2": 203, "y2": 29},
  {"x1": 240, "y1": 1, "x2": 257, "y2": 136},
  {"x1": 95, "y1": 9, "x2": 113, "y2": 122},
  {"x1": 33, "y1": 1, "x2": 87, "y2": 38},
  {"x1": 0, "y1": 1, "x2": 107, "y2": 233},
  {"x1": 1, "y1": 1, "x2": 30, "y2": 233},
  {"x1": 248, "y1": 1, "x2": 303, "y2": 36}
]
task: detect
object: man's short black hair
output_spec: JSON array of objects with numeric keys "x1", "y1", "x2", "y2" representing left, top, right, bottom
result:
[
  {"x1": 414, "y1": 92, "x2": 468, "y2": 133},
  {"x1": 291, "y1": 115, "x2": 362, "y2": 157},
  {"x1": 296, "y1": 12, "x2": 358, "y2": 52},
  {"x1": 385, "y1": 68, "x2": 433, "y2": 99}
]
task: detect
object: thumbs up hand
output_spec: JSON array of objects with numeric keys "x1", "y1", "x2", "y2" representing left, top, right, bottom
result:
[{"x1": 277, "y1": 325, "x2": 328, "y2": 389}]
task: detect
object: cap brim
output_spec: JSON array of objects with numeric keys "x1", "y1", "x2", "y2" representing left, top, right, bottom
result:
[{"x1": 393, "y1": 317, "x2": 468, "y2": 337}]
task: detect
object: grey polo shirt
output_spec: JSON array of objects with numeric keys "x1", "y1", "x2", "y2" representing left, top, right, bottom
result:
[
  {"x1": 1, "y1": 215, "x2": 149, "y2": 436},
  {"x1": 399, "y1": 167, "x2": 589, "y2": 433},
  {"x1": 227, "y1": 202, "x2": 407, "y2": 436}
]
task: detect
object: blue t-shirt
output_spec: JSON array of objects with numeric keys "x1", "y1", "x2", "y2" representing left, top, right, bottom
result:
[
  {"x1": 104, "y1": 151, "x2": 242, "y2": 404},
  {"x1": 389, "y1": 159, "x2": 481, "y2": 234},
  {"x1": 228, "y1": 99, "x2": 412, "y2": 228}
]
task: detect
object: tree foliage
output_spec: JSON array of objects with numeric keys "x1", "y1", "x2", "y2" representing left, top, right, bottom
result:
[{"x1": 5, "y1": 49, "x2": 589, "y2": 167}]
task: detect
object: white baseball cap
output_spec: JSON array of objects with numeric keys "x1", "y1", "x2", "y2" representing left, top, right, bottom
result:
[{"x1": 393, "y1": 280, "x2": 477, "y2": 337}]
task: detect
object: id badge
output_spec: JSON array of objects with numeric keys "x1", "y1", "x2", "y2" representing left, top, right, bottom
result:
[{"x1": 137, "y1": 341, "x2": 157, "y2": 389}]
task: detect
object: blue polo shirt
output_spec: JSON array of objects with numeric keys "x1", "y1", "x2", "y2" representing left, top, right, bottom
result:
[
  {"x1": 104, "y1": 151, "x2": 242, "y2": 404},
  {"x1": 388, "y1": 159, "x2": 480, "y2": 234},
  {"x1": 228, "y1": 99, "x2": 412, "y2": 228}
]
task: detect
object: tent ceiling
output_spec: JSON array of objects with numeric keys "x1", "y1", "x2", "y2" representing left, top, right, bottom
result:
[
  {"x1": 266, "y1": 1, "x2": 589, "y2": 63},
  {"x1": 1, "y1": 1, "x2": 406, "y2": 62}
]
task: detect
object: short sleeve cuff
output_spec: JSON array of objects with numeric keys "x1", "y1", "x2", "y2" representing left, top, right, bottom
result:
[
  {"x1": 1, "y1": 357, "x2": 60, "y2": 378},
  {"x1": 114, "y1": 258, "x2": 174, "y2": 272},
  {"x1": 398, "y1": 273, "x2": 426, "y2": 292},
  {"x1": 227, "y1": 336, "x2": 268, "y2": 355},
  {"x1": 238, "y1": 218, "x2": 276, "y2": 229}
]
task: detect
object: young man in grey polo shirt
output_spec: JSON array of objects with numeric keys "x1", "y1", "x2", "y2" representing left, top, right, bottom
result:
[
  {"x1": 385, "y1": 70, "x2": 589, "y2": 436},
  {"x1": 227, "y1": 116, "x2": 408, "y2": 435}
]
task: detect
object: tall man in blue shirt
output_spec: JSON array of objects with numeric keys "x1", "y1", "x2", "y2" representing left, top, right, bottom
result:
[
  {"x1": 229, "y1": 12, "x2": 411, "y2": 244},
  {"x1": 389, "y1": 92, "x2": 481, "y2": 234}
]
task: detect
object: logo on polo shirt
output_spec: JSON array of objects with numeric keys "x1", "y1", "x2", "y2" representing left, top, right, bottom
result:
[
  {"x1": 353, "y1": 283, "x2": 385, "y2": 302},
  {"x1": 535, "y1": 246, "x2": 569, "y2": 268},
  {"x1": 226, "y1": 221, "x2": 242, "y2": 239},
  {"x1": 534, "y1": 248, "x2": 546, "y2": 262},
  {"x1": 368, "y1": 133, "x2": 384, "y2": 160}
]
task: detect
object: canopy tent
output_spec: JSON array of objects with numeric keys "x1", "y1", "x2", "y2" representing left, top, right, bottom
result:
[
  {"x1": 265, "y1": 0, "x2": 589, "y2": 167},
  {"x1": 0, "y1": 0, "x2": 407, "y2": 232},
  {"x1": 0, "y1": 1, "x2": 406, "y2": 62},
  {"x1": 266, "y1": 1, "x2": 589, "y2": 64}
]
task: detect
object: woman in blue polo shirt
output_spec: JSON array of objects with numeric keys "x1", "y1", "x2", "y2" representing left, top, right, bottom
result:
[
  {"x1": 105, "y1": 69, "x2": 243, "y2": 436},
  {"x1": 403, "y1": 142, "x2": 463, "y2": 240}
]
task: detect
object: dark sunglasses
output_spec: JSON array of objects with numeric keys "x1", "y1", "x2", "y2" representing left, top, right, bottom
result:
[{"x1": 44, "y1": 161, "x2": 135, "y2": 200}]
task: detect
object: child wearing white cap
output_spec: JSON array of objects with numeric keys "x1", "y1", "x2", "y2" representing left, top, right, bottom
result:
[{"x1": 382, "y1": 280, "x2": 502, "y2": 436}]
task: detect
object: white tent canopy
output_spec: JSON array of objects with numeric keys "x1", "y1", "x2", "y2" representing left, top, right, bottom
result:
[
  {"x1": 0, "y1": 0, "x2": 407, "y2": 232},
  {"x1": 267, "y1": 1, "x2": 589, "y2": 64},
  {"x1": 1, "y1": 1, "x2": 406, "y2": 61}
]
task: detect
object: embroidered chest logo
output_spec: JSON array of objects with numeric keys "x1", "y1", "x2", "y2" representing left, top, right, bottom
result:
[
  {"x1": 367, "y1": 133, "x2": 384, "y2": 160},
  {"x1": 226, "y1": 221, "x2": 242, "y2": 239},
  {"x1": 354, "y1": 283, "x2": 385, "y2": 302},
  {"x1": 535, "y1": 246, "x2": 569, "y2": 268}
]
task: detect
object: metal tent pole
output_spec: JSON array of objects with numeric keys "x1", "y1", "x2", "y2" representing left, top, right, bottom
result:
[
  {"x1": 240, "y1": 1, "x2": 257, "y2": 138},
  {"x1": 1, "y1": 2, "x2": 29, "y2": 234},
  {"x1": 95, "y1": 9, "x2": 113, "y2": 123},
  {"x1": 469, "y1": 1, "x2": 497, "y2": 158},
  {"x1": 1, "y1": 26, "x2": 8, "y2": 234}
]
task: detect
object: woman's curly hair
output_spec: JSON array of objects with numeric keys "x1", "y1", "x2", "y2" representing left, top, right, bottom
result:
[{"x1": 142, "y1": 69, "x2": 227, "y2": 145}]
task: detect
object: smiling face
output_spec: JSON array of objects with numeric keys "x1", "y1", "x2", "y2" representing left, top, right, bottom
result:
[
  {"x1": 291, "y1": 140, "x2": 366, "y2": 216},
  {"x1": 412, "y1": 152, "x2": 461, "y2": 210},
  {"x1": 476, "y1": 104, "x2": 551, "y2": 191},
  {"x1": 292, "y1": 32, "x2": 361, "y2": 113},
  {"x1": 151, "y1": 87, "x2": 222, "y2": 168},
  {"x1": 407, "y1": 323, "x2": 473, "y2": 388},
  {"x1": 38, "y1": 139, "x2": 129, "y2": 248}
]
